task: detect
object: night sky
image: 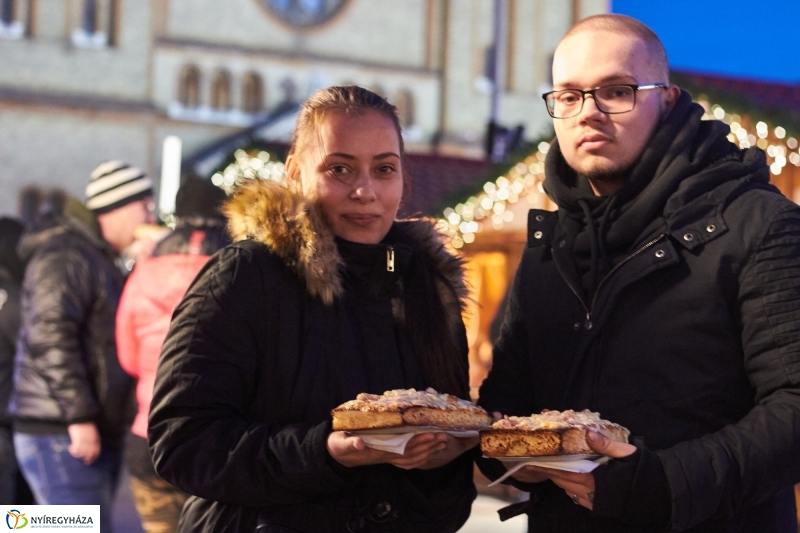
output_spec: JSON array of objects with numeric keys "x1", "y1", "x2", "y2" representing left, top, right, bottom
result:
[{"x1": 611, "y1": 0, "x2": 800, "y2": 84}]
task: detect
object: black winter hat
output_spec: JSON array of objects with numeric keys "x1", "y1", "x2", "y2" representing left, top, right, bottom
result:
[{"x1": 174, "y1": 176, "x2": 228, "y2": 220}]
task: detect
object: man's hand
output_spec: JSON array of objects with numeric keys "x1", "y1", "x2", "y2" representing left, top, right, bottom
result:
[
  {"x1": 328, "y1": 431, "x2": 476, "y2": 470},
  {"x1": 517, "y1": 429, "x2": 637, "y2": 509},
  {"x1": 67, "y1": 422, "x2": 101, "y2": 465}
]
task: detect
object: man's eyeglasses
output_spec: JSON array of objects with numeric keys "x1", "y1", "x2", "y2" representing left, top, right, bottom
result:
[{"x1": 542, "y1": 83, "x2": 667, "y2": 119}]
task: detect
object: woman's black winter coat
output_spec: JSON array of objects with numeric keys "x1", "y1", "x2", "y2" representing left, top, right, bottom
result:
[
  {"x1": 479, "y1": 92, "x2": 800, "y2": 532},
  {"x1": 148, "y1": 180, "x2": 476, "y2": 533}
]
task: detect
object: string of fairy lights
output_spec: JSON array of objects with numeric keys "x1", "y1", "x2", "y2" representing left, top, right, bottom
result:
[
  {"x1": 439, "y1": 98, "x2": 800, "y2": 249},
  {"x1": 210, "y1": 99, "x2": 800, "y2": 251},
  {"x1": 210, "y1": 149, "x2": 286, "y2": 193}
]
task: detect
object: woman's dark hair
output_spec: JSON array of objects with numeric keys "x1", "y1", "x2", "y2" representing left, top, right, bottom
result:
[{"x1": 403, "y1": 248, "x2": 469, "y2": 398}]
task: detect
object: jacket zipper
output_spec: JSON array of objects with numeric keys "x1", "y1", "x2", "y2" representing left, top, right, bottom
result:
[
  {"x1": 558, "y1": 233, "x2": 666, "y2": 330},
  {"x1": 386, "y1": 246, "x2": 395, "y2": 272}
]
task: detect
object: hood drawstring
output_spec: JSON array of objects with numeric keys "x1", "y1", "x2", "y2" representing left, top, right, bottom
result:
[
  {"x1": 597, "y1": 194, "x2": 617, "y2": 276},
  {"x1": 577, "y1": 193, "x2": 618, "y2": 300},
  {"x1": 578, "y1": 199, "x2": 600, "y2": 299}
]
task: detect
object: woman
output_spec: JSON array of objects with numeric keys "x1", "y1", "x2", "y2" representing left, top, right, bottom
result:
[
  {"x1": 148, "y1": 86, "x2": 478, "y2": 532},
  {"x1": 117, "y1": 176, "x2": 230, "y2": 532}
]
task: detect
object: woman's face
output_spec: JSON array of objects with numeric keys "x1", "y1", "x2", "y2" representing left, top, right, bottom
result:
[{"x1": 292, "y1": 110, "x2": 403, "y2": 244}]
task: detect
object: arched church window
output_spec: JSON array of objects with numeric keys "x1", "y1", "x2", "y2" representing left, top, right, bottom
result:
[
  {"x1": 279, "y1": 77, "x2": 298, "y2": 104},
  {"x1": 179, "y1": 65, "x2": 202, "y2": 108},
  {"x1": 0, "y1": 0, "x2": 25, "y2": 39},
  {"x1": 394, "y1": 89, "x2": 415, "y2": 128},
  {"x1": 1, "y1": 0, "x2": 15, "y2": 25},
  {"x1": 82, "y1": 0, "x2": 97, "y2": 34},
  {"x1": 369, "y1": 84, "x2": 386, "y2": 98},
  {"x1": 210, "y1": 69, "x2": 232, "y2": 111},
  {"x1": 72, "y1": 0, "x2": 117, "y2": 48},
  {"x1": 241, "y1": 72, "x2": 264, "y2": 114}
]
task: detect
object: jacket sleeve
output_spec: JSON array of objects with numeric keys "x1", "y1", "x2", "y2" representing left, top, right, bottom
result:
[
  {"x1": 148, "y1": 246, "x2": 348, "y2": 506},
  {"x1": 657, "y1": 206, "x2": 800, "y2": 530},
  {"x1": 24, "y1": 247, "x2": 99, "y2": 423},
  {"x1": 115, "y1": 267, "x2": 141, "y2": 379}
]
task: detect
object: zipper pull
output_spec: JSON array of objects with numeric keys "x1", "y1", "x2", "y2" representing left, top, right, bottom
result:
[
  {"x1": 386, "y1": 246, "x2": 395, "y2": 272},
  {"x1": 584, "y1": 312, "x2": 593, "y2": 331}
]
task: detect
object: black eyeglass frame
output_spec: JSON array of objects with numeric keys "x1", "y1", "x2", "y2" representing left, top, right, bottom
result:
[{"x1": 542, "y1": 83, "x2": 668, "y2": 119}]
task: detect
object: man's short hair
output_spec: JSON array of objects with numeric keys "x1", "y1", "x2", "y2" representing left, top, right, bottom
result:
[{"x1": 562, "y1": 14, "x2": 669, "y2": 82}]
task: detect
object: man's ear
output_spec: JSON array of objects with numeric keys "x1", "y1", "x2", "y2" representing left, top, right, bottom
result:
[{"x1": 662, "y1": 85, "x2": 681, "y2": 112}]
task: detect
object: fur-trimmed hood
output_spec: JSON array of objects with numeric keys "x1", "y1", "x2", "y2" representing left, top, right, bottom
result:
[{"x1": 223, "y1": 179, "x2": 467, "y2": 307}]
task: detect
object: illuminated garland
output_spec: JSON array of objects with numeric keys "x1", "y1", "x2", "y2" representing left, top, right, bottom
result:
[
  {"x1": 440, "y1": 99, "x2": 800, "y2": 249},
  {"x1": 210, "y1": 149, "x2": 286, "y2": 193}
]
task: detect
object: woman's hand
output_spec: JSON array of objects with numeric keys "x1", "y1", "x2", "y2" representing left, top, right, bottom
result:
[
  {"x1": 415, "y1": 434, "x2": 480, "y2": 470},
  {"x1": 520, "y1": 430, "x2": 637, "y2": 510},
  {"x1": 327, "y1": 431, "x2": 477, "y2": 470}
]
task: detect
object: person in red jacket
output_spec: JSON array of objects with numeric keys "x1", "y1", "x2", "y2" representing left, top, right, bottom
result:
[{"x1": 116, "y1": 176, "x2": 229, "y2": 533}]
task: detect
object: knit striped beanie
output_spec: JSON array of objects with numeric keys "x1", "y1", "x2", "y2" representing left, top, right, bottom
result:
[{"x1": 86, "y1": 161, "x2": 154, "y2": 214}]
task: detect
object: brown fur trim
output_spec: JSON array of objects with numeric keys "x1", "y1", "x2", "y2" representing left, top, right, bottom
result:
[
  {"x1": 223, "y1": 179, "x2": 467, "y2": 312},
  {"x1": 223, "y1": 179, "x2": 342, "y2": 305}
]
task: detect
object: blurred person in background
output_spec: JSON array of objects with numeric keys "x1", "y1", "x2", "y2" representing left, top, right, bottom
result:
[
  {"x1": 10, "y1": 161, "x2": 154, "y2": 532},
  {"x1": 116, "y1": 176, "x2": 230, "y2": 533},
  {"x1": 148, "y1": 86, "x2": 478, "y2": 533},
  {"x1": 0, "y1": 217, "x2": 27, "y2": 504}
]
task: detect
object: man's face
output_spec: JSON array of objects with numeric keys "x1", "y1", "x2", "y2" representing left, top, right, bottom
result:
[
  {"x1": 551, "y1": 30, "x2": 674, "y2": 184},
  {"x1": 98, "y1": 197, "x2": 155, "y2": 252}
]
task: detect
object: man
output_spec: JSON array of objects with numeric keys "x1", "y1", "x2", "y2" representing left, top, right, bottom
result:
[
  {"x1": 478, "y1": 14, "x2": 800, "y2": 533},
  {"x1": 10, "y1": 161, "x2": 154, "y2": 530}
]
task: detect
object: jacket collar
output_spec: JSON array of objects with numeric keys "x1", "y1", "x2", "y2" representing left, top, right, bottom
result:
[
  {"x1": 18, "y1": 214, "x2": 115, "y2": 263},
  {"x1": 223, "y1": 179, "x2": 467, "y2": 306}
]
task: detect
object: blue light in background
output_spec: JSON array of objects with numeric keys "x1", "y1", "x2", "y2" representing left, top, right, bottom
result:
[{"x1": 611, "y1": 0, "x2": 800, "y2": 84}]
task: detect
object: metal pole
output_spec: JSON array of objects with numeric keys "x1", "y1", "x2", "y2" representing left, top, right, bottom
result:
[{"x1": 489, "y1": 0, "x2": 504, "y2": 124}]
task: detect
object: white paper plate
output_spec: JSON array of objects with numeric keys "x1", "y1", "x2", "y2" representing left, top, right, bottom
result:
[{"x1": 486, "y1": 455, "x2": 607, "y2": 486}]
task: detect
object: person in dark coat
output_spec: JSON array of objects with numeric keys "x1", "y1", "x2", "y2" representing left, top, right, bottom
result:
[
  {"x1": 10, "y1": 163, "x2": 155, "y2": 532},
  {"x1": 477, "y1": 14, "x2": 800, "y2": 533},
  {"x1": 148, "y1": 86, "x2": 478, "y2": 533},
  {"x1": 0, "y1": 217, "x2": 26, "y2": 504},
  {"x1": 117, "y1": 176, "x2": 230, "y2": 533}
]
